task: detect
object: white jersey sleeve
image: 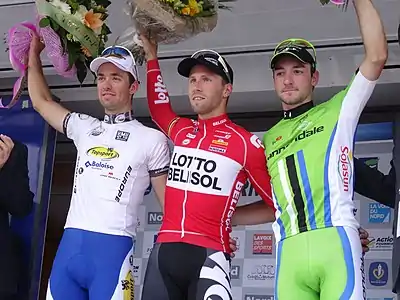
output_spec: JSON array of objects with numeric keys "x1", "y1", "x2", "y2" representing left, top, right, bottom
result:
[
  {"x1": 147, "y1": 130, "x2": 171, "y2": 177},
  {"x1": 63, "y1": 112, "x2": 101, "y2": 145}
]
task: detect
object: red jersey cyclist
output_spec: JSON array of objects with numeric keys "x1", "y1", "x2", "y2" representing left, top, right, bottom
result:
[{"x1": 139, "y1": 35, "x2": 276, "y2": 300}]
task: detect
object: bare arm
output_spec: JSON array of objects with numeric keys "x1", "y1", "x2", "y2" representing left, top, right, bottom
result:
[
  {"x1": 151, "y1": 174, "x2": 167, "y2": 212},
  {"x1": 232, "y1": 200, "x2": 276, "y2": 226},
  {"x1": 354, "y1": 0, "x2": 387, "y2": 81},
  {"x1": 27, "y1": 35, "x2": 70, "y2": 133}
]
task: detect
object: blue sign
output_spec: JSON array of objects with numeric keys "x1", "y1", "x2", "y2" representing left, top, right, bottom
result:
[
  {"x1": 368, "y1": 203, "x2": 391, "y2": 223},
  {"x1": 369, "y1": 261, "x2": 389, "y2": 286},
  {"x1": 0, "y1": 96, "x2": 56, "y2": 299}
]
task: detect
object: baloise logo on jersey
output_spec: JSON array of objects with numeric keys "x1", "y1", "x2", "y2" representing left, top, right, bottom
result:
[{"x1": 168, "y1": 152, "x2": 222, "y2": 191}]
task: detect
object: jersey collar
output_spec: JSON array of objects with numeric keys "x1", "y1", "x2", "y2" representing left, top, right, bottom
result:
[
  {"x1": 198, "y1": 114, "x2": 229, "y2": 129},
  {"x1": 103, "y1": 111, "x2": 135, "y2": 124},
  {"x1": 283, "y1": 101, "x2": 314, "y2": 119}
]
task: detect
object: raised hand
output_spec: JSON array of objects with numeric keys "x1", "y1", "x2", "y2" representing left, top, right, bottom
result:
[{"x1": 138, "y1": 33, "x2": 158, "y2": 61}]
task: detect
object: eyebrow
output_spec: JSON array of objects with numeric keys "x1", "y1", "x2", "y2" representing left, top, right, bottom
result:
[{"x1": 97, "y1": 72, "x2": 123, "y2": 77}]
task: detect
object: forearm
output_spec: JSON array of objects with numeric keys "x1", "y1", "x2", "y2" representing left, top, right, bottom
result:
[
  {"x1": 147, "y1": 59, "x2": 179, "y2": 136},
  {"x1": 353, "y1": 0, "x2": 387, "y2": 76},
  {"x1": 27, "y1": 55, "x2": 54, "y2": 111},
  {"x1": 232, "y1": 200, "x2": 276, "y2": 226}
]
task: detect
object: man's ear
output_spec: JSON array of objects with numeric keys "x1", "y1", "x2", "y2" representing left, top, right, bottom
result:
[
  {"x1": 224, "y1": 83, "x2": 233, "y2": 98},
  {"x1": 129, "y1": 81, "x2": 139, "y2": 95},
  {"x1": 311, "y1": 70, "x2": 319, "y2": 88}
]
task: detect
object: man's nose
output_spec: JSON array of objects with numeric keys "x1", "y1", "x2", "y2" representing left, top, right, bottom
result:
[{"x1": 283, "y1": 73, "x2": 293, "y2": 85}]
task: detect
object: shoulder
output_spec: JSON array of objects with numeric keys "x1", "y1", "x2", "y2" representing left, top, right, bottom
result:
[
  {"x1": 133, "y1": 121, "x2": 168, "y2": 145},
  {"x1": 228, "y1": 123, "x2": 264, "y2": 151}
]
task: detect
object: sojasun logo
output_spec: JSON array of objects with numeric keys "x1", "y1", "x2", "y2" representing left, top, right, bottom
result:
[{"x1": 148, "y1": 212, "x2": 163, "y2": 224}]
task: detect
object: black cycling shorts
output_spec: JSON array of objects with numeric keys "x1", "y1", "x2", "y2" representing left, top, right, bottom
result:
[{"x1": 141, "y1": 242, "x2": 233, "y2": 300}]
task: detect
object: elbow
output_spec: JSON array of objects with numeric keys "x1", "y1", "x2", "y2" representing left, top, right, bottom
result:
[{"x1": 367, "y1": 49, "x2": 388, "y2": 67}]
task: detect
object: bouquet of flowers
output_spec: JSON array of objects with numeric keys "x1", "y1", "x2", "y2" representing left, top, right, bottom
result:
[
  {"x1": 2, "y1": 0, "x2": 112, "y2": 108},
  {"x1": 117, "y1": 0, "x2": 235, "y2": 65}
]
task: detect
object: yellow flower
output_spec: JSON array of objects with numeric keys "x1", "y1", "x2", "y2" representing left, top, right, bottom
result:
[
  {"x1": 84, "y1": 9, "x2": 104, "y2": 34},
  {"x1": 181, "y1": 6, "x2": 191, "y2": 15},
  {"x1": 188, "y1": 0, "x2": 200, "y2": 16}
]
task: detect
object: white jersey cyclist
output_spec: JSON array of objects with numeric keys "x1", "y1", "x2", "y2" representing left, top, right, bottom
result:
[
  {"x1": 63, "y1": 110, "x2": 170, "y2": 236},
  {"x1": 47, "y1": 110, "x2": 170, "y2": 300}
]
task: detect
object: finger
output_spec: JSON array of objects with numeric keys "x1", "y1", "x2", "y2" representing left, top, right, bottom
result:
[
  {"x1": 230, "y1": 252, "x2": 235, "y2": 258},
  {"x1": 0, "y1": 135, "x2": 14, "y2": 150},
  {"x1": 362, "y1": 246, "x2": 369, "y2": 253},
  {"x1": 229, "y1": 238, "x2": 236, "y2": 244}
]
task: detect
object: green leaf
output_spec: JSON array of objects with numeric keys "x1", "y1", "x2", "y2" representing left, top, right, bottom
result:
[
  {"x1": 39, "y1": 17, "x2": 50, "y2": 28},
  {"x1": 48, "y1": 18, "x2": 60, "y2": 31},
  {"x1": 96, "y1": 0, "x2": 111, "y2": 8},
  {"x1": 75, "y1": 59, "x2": 88, "y2": 85}
]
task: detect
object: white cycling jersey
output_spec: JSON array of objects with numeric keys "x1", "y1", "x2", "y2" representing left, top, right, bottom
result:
[{"x1": 63, "y1": 111, "x2": 170, "y2": 237}]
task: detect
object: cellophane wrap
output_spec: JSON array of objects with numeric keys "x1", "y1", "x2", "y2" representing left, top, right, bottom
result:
[{"x1": 118, "y1": 0, "x2": 219, "y2": 65}]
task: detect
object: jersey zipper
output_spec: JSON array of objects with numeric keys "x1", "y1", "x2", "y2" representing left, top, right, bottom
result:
[{"x1": 180, "y1": 123, "x2": 207, "y2": 238}]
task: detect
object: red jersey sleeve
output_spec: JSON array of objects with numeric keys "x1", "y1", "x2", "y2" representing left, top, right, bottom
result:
[
  {"x1": 244, "y1": 133, "x2": 275, "y2": 210},
  {"x1": 147, "y1": 59, "x2": 192, "y2": 142}
]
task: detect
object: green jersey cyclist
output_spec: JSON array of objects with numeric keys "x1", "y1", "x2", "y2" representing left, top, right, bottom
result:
[{"x1": 233, "y1": 0, "x2": 387, "y2": 299}]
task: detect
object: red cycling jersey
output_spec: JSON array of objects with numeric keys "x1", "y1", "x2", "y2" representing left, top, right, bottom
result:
[{"x1": 147, "y1": 59, "x2": 275, "y2": 253}]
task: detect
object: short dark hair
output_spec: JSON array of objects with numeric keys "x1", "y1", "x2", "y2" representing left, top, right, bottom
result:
[{"x1": 128, "y1": 73, "x2": 136, "y2": 86}]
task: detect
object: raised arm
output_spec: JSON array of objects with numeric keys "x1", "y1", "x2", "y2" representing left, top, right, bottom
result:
[
  {"x1": 140, "y1": 34, "x2": 191, "y2": 141},
  {"x1": 354, "y1": 0, "x2": 387, "y2": 81},
  {"x1": 27, "y1": 35, "x2": 70, "y2": 134}
]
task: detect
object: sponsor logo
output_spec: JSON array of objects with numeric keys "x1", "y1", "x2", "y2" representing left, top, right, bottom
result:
[
  {"x1": 213, "y1": 119, "x2": 227, "y2": 126},
  {"x1": 272, "y1": 135, "x2": 282, "y2": 145},
  {"x1": 115, "y1": 130, "x2": 130, "y2": 142},
  {"x1": 252, "y1": 234, "x2": 273, "y2": 254},
  {"x1": 115, "y1": 165, "x2": 132, "y2": 202},
  {"x1": 148, "y1": 212, "x2": 163, "y2": 225},
  {"x1": 78, "y1": 167, "x2": 84, "y2": 174},
  {"x1": 368, "y1": 235, "x2": 393, "y2": 250},
  {"x1": 212, "y1": 139, "x2": 228, "y2": 146},
  {"x1": 87, "y1": 146, "x2": 119, "y2": 160},
  {"x1": 247, "y1": 264, "x2": 275, "y2": 281},
  {"x1": 78, "y1": 113, "x2": 90, "y2": 120},
  {"x1": 186, "y1": 133, "x2": 196, "y2": 139},
  {"x1": 85, "y1": 160, "x2": 114, "y2": 170},
  {"x1": 244, "y1": 295, "x2": 274, "y2": 300},
  {"x1": 338, "y1": 146, "x2": 353, "y2": 192},
  {"x1": 208, "y1": 145, "x2": 227, "y2": 154},
  {"x1": 369, "y1": 262, "x2": 388, "y2": 286},
  {"x1": 225, "y1": 181, "x2": 244, "y2": 231},
  {"x1": 88, "y1": 126, "x2": 105, "y2": 137},
  {"x1": 268, "y1": 126, "x2": 324, "y2": 159},
  {"x1": 182, "y1": 139, "x2": 190, "y2": 145},
  {"x1": 230, "y1": 265, "x2": 240, "y2": 280},
  {"x1": 214, "y1": 130, "x2": 231, "y2": 139},
  {"x1": 368, "y1": 203, "x2": 391, "y2": 223},
  {"x1": 154, "y1": 74, "x2": 170, "y2": 104},
  {"x1": 168, "y1": 153, "x2": 222, "y2": 191},
  {"x1": 121, "y1": 270, "x2": 135, "y2": 298},
  {"x1": 250, "y1": 135, "x2": 264, "y2": 149}
]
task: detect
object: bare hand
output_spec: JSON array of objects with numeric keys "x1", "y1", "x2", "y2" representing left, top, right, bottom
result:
[
  {"x1": 0, "y1": 135, "x2": 14, "y2": 169},
  {"x1": 29, "y1": 34, "x2": 45, "y2": 58},
  {"x1": 229, "y1": 237, "x2": 237, "y2": 258},
  {"x1": 359, "y1": 227, "x2": 370, "y2": 253},
  {"x1": 138, "y1": 33, "x2": 158, "y2": 61}
]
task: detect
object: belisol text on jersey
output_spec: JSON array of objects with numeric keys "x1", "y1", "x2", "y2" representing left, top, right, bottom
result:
[{"x1": 168, "y1": 152, "x2": 222, "y2": 190}]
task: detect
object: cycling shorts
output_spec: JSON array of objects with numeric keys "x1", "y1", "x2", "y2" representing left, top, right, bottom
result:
[
  {"x1": 142, "y1": 242, "x2": 232, "y2": 300},
  {"x1": 275, "y1": 226, "x2": 365, "y2": 300},
  {"x1": 46, "y1": 228, "x2": 135, "y2": 300}
]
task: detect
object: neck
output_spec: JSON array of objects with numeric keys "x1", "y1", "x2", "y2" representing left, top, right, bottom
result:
[
  {"x1": 198, "y1": 107, "x2": 226, "y2": 120},
  {"x1": 281, "y1": 97, "x2": 312, "y2": 111},
  {"x1": 103, "y1": 110, "x2": 135, "y2": 124}
]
